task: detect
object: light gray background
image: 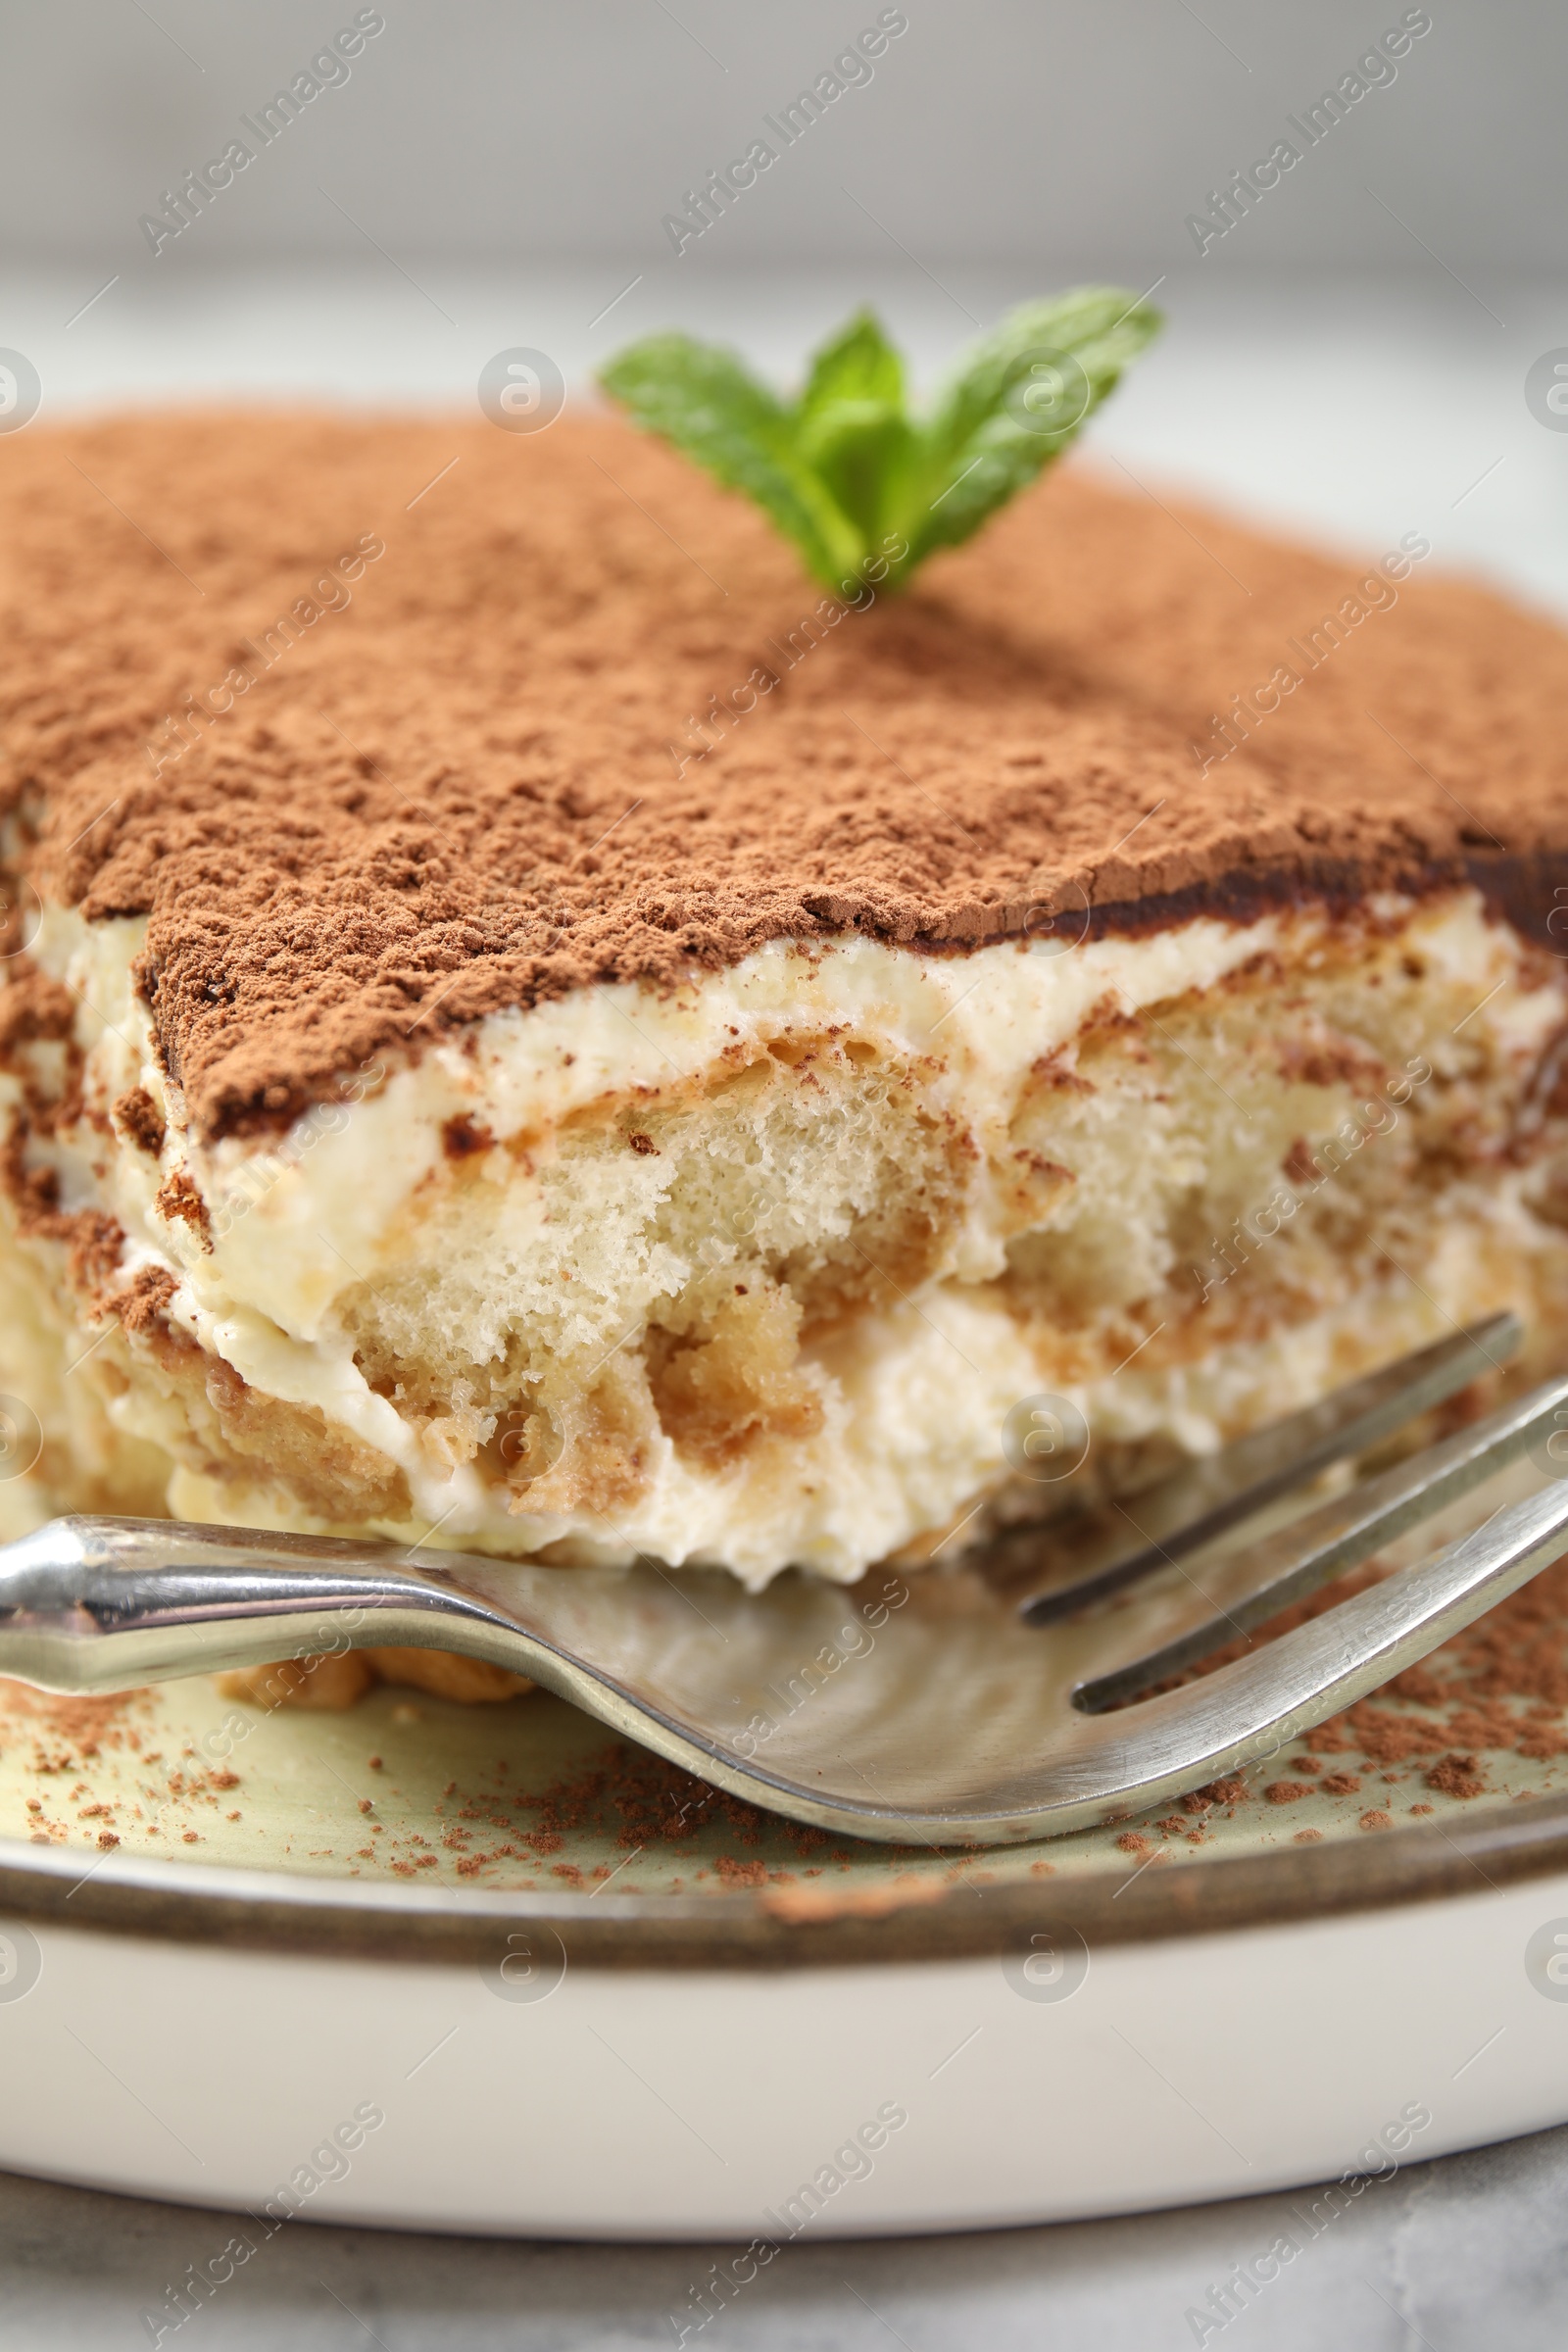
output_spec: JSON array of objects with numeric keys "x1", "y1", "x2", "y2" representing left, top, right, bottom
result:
[
  {"x1": 1, "y1": 0, "x2": 1559, "y2": 272},
  {"x1": 5, "y1": 5, "x2": 1568, "y2": 2341}
]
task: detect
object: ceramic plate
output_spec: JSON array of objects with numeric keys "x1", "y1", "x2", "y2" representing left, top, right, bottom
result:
[{"x1": 4, "y1": 1564, "x2": 1568, "y2": 2240}]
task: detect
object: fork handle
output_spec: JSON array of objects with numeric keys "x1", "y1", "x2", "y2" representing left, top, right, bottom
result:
[{"x1": 0, "y1": 1514, "x2": 511, "y2": 1695}]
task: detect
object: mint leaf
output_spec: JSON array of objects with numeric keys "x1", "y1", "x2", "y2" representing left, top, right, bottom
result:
[
  {"x1": 597, "y1": 331, "x2": 862, "y2": 587},
  {"x1": 598, "y1": 289, "x2": 1161, "y2": 594},
  {"x1": 795, "y1": 306, "x2": 905, "y2": 424},
  {"x1": 892, "y1": 288, "x2": 1161, "y2": 582},
  {"x1": 793, "y1": 310, "x2": 917, "y2": 557},
  {"x1": 803, "y1": 401, "x2": 919, "y2": 567}
]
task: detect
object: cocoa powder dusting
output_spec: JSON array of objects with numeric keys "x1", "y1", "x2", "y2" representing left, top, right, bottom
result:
[
  {"x1": 0, "y1": 413, "x2": 1565, "y2": 1140},
  {"x1": 112, "y1": 1086, "x2": 166, "y2": 1157},
  {"x1": 1425, "y1": 1752, "x2": 1488, "y2": 1799},
  {"x1": 112, "y1": 1262, "x2": 184, "y2": 1337},
  {"x1": 510, "y1": 1745, "x2": 848, "y2": 1866}
]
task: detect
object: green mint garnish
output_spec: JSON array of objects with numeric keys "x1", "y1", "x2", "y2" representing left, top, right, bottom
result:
[{"x1": 598, "y1": 287, "x2": 1161, "y2": 594}]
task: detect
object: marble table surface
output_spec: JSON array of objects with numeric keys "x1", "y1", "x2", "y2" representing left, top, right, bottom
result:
[{"x1": 4, "y1": 2122, "x2": 1567, "y2": 2350}]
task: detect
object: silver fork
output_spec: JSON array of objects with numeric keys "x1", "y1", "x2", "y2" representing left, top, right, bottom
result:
[{"x1": 2, "y1": 1312, "x2": 1566, "y2": 1847}]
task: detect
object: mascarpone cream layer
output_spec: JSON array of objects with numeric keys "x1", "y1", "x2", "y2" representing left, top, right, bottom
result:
[{"x1": 10, "y1": 889, "x2": 1556, "y2": 1583}]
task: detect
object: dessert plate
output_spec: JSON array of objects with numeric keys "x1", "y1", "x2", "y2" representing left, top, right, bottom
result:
[{"x1": 5, "y1": 1479, "x2": 1568, "y2": 2240}]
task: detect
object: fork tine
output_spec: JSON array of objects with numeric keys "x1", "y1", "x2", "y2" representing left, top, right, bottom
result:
[
  {"x1": 1073, "y1": 1372, "x2": 1568, "y2": 1710},
  {"x1": 1039, "y1": 1471, "x2": 1568, "y2": 1830},
  {"x1": 1017, "y1": 1310, "x2": 1521, "y2": 1624}
]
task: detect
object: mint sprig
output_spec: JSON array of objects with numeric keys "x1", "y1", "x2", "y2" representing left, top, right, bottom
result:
[{"x1": 598, "y1": 287, "x2": 1160, "y2": 594}]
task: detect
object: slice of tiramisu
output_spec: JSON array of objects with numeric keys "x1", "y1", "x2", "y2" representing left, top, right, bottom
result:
[{"x1": 1, "y1": 389, "x2": 1565, "y2": 1680}]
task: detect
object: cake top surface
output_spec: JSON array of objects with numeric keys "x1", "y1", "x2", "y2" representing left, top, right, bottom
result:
[{"x1": 2, "y1": 409, "x2": 1565, "y2": 1138}]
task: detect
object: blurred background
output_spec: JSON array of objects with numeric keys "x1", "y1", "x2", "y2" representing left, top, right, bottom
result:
[{"x1": 2, "y1": 0, "x2": 1563, "y2": 597}]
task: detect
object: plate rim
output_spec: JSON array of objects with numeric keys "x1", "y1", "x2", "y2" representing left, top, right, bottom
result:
[{"x1": 4, "y1": 1788, "x2": 1567, "y2": 1969}]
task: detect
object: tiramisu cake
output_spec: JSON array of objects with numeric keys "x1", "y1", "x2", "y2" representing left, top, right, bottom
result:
[{"x1": 1, "y1": 410, "x2": 1566, "y2": 1703}]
